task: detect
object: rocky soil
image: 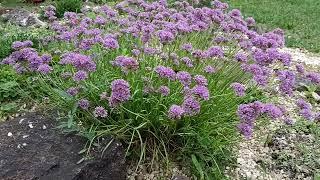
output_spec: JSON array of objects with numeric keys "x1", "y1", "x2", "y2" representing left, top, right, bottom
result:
[{"x1": 229, "y1": 48, "x2": 320, "y2": 180}]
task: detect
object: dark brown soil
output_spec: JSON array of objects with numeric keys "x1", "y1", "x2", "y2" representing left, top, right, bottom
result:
[{"x1": 0, "y1": 112, "x2": 127, "y2": 180}]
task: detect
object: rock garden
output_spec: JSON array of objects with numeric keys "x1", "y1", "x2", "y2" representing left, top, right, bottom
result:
[{"x1": 0, "y1": 0, "x2": 319, "y2": 179}]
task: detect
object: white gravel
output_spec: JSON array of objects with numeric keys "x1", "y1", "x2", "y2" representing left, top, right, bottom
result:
[{"x1": 229, "y1": 48, "x2": 320, "y2": 180}]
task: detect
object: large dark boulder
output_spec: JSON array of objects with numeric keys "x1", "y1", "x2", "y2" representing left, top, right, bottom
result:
[{"x1": 0, "y1": 113, "x2": 126, "y2": 180}]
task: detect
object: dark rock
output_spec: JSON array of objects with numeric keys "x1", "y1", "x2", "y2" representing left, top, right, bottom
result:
[
  {"x1": 1, "y1": 9, "x2": 45, "y2": 27},
  {"x1": 0, "y1": 112, "x2": 126, "y2": 180}
]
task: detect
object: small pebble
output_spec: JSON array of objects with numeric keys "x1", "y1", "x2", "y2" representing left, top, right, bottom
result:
[
  {"x1": 22, "y1": 135, "x2": 29, "y2": 138},
  {"x1": 28, "y1": 123, "x2": 34, "y2": 129},
  {"x1": 19, "y1": 118, "x2": 25, "y2": 124}
]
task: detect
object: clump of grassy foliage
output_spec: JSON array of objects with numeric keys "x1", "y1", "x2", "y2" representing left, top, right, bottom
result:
[
  {"x1": 55, "y1": 0, "x2": 83, "y2": 18},
  {"x1": 2, "y1": 0, "x2": 319, "y2": 178}
]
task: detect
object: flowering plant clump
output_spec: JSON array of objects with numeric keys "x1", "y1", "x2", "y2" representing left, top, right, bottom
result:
[{"x1": 2, "y1": 0, "x2": 320, "y2": 178}]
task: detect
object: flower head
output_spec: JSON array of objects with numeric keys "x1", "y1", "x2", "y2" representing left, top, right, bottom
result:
[
  {"x1": 94, "y1": 106, "x2": 108, "y2": 118},
  {"x1": 73, "y1": 70, "x2": 88, "y2": 82},
  {"x1": 109, "y1": 79, "x2": 131, "y2": 107},
  {"x1": 191, "y1": 85, "x2": 210, "y2": 100},
  {"x1": 168, "y1": 105, "x2": 184, "y2": 120},
  {"x1": 155, "y1": 66, "x2": 176, "y2": 80},
  {"x1": 158, "y1": 86, "x2": 170, "y2": 96},
  {"x1": 78, "y1": 99, "x2": 90, "y2": 110},
  {"x1": 182, "y1": 97, "x2": 201, "y2": 116},
  {"x1": 231, "y1": 82, "x2": 246, "y2": 97}
]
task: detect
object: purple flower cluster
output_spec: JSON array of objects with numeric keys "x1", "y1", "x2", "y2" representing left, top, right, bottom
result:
[
  {"x1": 3, "y1": 44, "x2": 53, "y2": 74},
  {"x1": 231, "y1": 82, "x2": 246, "y2": 97},
  {"x1": 277, "y1": 70, "x2": 295, "y2": 96},
  {"x1": 60, "y1": 52, "x2": 96, "y2": 72},
  {"x1": 44, "y1": 5, "x2": 57, "y2": 21},
  {"x1": 157, "y1": 30, "x2": 175, "y2": 44},
  {"x1": 306, "y1": 72, "x2": 320, "y2": 85},
  {"x1": 109, "y1": 79, "x2": 131, "y2": 107},
  {"x1": 94, "y1": 106, "x2": 108, "y2": 118},
  {"x1": 155, "y1": 66, "x2": 176, "y2": 80},
  {"x1": 191, "y1": 85, "x2": 210, "y2": 100},
  {"x1": 113, "y1": 56, "x2": 139, "y2": 72},
  {"x1": 237, "y1": 101, "x2": 284, "y2": 138},
  {"x1": 182, "y1": 97, "x2": 201, "y2": 116},
  {"x1": 168, "y1": 105, "x2": 184, "y2": 120},
  {"x1": 12, "y1": 41, "x2": 33, "y2": 50},
  {"x1": 176, "y1": 71, "x2": 192, "y2": 86},
  {"x1": 296, "y1": 99, "x2": 313, "y2": 120},
  {"x1": 78, "y1": 99, "x2": 90, "y2": 110}
]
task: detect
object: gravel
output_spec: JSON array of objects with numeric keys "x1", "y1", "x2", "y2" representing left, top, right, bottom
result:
[{"x1": 229, "y1": 48, "x2": 320, "y2": 180}]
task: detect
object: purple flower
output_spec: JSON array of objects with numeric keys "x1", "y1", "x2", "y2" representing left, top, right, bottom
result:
[
  {"x1": 306, "y1": 72, "x2": 320, "y2": 84},
  {"x1": 73, "y1": 70, "x2": 88, "y2": 82},
  {"x1": 181, "y1": 43, "x2": 193, "y2": 52},
  {"x1": 237, "y1": 102, "x2": 262, "y2": 123},
  {"x1": 102, "y1": 37, "x2": 119, "y2": 49},
  {"x1": 158, "y1": 86, "x2": 170, "y2": 96},
  {"x1": 60, "y1": 52, "x2": 96, "y2": 72},
  {"x1": 109, "y1": 79, "x2": 131, "y2": 107},
  {"x1": 78, "y1": 99, "x2": 90, "y2": 110},
  {"x1": 277, "y1": 70, "x2": 296, "y2": 96},
  {"x1": 12, "y1": 41, "x2": 33, "y2": 50},
  {"x1": 79, "y1": 38, "x2": 94, "y2": 50},
  {"x1": 194, "y1": 75, "x2": 208, "y2": 86},
  {"x1": 181, "y1": 57, "x2": 193, "y2": 67},
  {"x1": 155, "y1": 66, "x2": 176, "y2": 80},
  {"x1": 94, "y1": 106, "x2": 108, "y2": 118},
  {"x1": 235, "y1": 52, "x2": 248, "y2": 63},
  {"x1": 37, "y1": 64, "x2": 52, "y2": 74},
  {"x1": 297, "y1": 99, "x2": 312, "y2": 110},
  {"x1": 176, "y1": 71, "x2": 192, "y2": 86},
  {"x1": 95, "y1": 15, "x2": 106, "y2": 25},
  {"x1": 237, "y1": 122, "x2": 253, "y2": 139},
  {"x1": 191, "y1": 85, "x2": 210, "y2": 100},
  {"x1": 300, "y1": 109, "x2": 313, "y2": 121},
  {"x1": 204, "y1": 65, "x2": 216, "y2": 74},
  {"x1": 207, "y1": 46, "x2": 224, "y2": 58},
  {"x1": 231, "y1": 83, "x2": 246, "y2": 97},
  {"x1": 113, "y1": 56, "x2": 139, "y2": 72},
  {"x1": 295, "y1": 64, "x2": 305, "y2": 74},
  {"x1": 213, "y1": 0, "x2": 229, "y2": 9},
  {"x1": 182, "y1": 97, "x2": 201, "y2": 116},
  {"x1": 278, "y1": 52, "x2": 291, "y2": 66},
  {"x1": 230, "y1": 9, "x2": 241, "y2": 17},
  {"x1": 157, "y1": 30, "x2": 175, "y2": 44},
  {"x1": 67, "y1": 87, "x2": 79, "y2": 96},
  {"x1": 41, "y1": 54, "x2": 52, "y2": 63},
  {"x1": 168, "y1": 105, "x2": 184, "y2": 120},
  {"x1": 262, "y1": 103, "x2": 283, "y2": 120},
  {"x1": 246, "y1": 17, "x2": 256, "y2": 26},
  {"x1": 143, "y1": 47, "x2": 157, "y2": 55}
]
